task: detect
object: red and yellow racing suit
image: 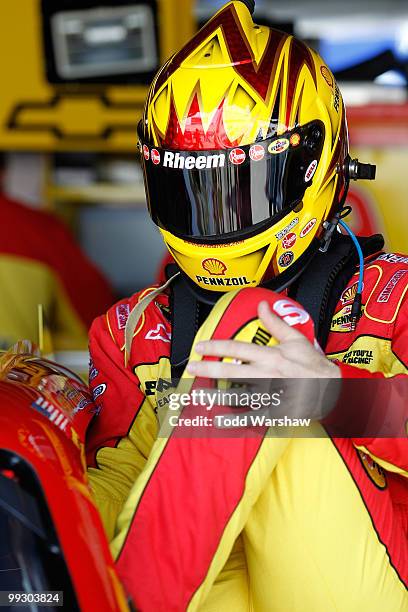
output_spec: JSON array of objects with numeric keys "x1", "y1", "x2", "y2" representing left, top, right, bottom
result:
[{"x1": 86, "y1": 252, "x2": 408, "y2": 611}]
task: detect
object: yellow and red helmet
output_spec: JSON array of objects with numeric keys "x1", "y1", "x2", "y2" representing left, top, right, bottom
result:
[{"x1": 138, "y1": 0, "x2": 349, "y2": 294}]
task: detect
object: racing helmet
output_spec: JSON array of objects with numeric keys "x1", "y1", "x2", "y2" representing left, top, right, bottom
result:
[{"x1": 138, "y1": 0, "x2": 350, "y2": 294}]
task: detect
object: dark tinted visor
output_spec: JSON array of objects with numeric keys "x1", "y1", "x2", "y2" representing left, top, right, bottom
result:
[{"x1": 138, "y1": 121, "x2": 325, "y2": 242}]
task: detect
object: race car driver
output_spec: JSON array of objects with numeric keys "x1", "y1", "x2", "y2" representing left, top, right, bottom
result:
[{"x1": 86, "y1": 1, "x2": 408, "y2": 610}]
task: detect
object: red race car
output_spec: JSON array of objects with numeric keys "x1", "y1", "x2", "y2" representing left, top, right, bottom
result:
[{"x1": 0, "y1": 347, "x2": 130, "y2": 611}]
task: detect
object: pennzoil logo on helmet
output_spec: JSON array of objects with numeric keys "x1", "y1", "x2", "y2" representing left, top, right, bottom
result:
[
  {"x1": 138, "y1": 0, "x2": 351, "y2": 294},
  {"x1": 268, "y1": 139, "x2": 289, "y2": 155}
]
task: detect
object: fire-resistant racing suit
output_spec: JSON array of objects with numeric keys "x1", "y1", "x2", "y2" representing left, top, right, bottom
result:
[{"x1": 86, "y1": 252, "x2": 408, "y2": 612}]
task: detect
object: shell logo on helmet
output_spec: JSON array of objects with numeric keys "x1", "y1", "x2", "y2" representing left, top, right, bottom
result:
[
  {"x1": 290, "y1": 133, "x2": 301, "y2": 147},
  {"x1": 320, "y1": 65, "x2": 334, "y2": 88},
  {"x1": 202, "y1": 258, "x2": 227, "y2": 276}
]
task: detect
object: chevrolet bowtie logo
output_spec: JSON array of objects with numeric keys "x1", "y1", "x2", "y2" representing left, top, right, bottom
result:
[{"x1": 8, "y1": 93, "x2": 143, "y2": 140}]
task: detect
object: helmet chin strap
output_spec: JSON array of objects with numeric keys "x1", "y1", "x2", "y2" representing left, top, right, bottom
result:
[{"x1": 180, "y1": 270, "x2": 224, "y2": 306}]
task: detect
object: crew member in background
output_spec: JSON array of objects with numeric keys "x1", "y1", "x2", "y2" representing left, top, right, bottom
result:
[
  {"x1": 0, "y1": 154, "x2": 114, "y2": 350},
  {"x1": 86, "y1": 1, "x2": 408, "y2": 610}
]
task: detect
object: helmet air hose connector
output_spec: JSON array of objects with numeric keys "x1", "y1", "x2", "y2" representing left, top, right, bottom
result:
[
  {"x1": 347, "y1": 158, "x2": 376, "y2": 181},
  {"x1": 319, "y1": 213, "x2": 341, "y2": 253}
]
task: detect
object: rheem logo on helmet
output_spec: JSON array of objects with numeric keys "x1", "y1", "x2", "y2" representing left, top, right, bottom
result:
[
  {"x1": 162, "y1": 151, "x2": 226, "y2": 169},
  {"x1": 202, "y1": 258, "x2": 227, "y2": 275},
  {"x1": 143, "y1": 145, "x2": 150, "y2": 160},
  {"x1": 249, "y1": 145, "x2": 265, "y2": 161},
  {"x1": 282, "y1": 233, "x2": 297, "y2": 249},
  {"x1": 229, "y1": 148, "x2": 246, "y2": 165},
  {"x1": 151, "y1": 149, "x2": 161, "y2": 165}
]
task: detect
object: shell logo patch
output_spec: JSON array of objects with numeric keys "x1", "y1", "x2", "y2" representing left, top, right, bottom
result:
[
  {"x1": 202, "y1": 258, "x2": 227, "y2": 275},
  {"x1": 341, "y1": 281, "x2": 359, "y2": 305}
]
